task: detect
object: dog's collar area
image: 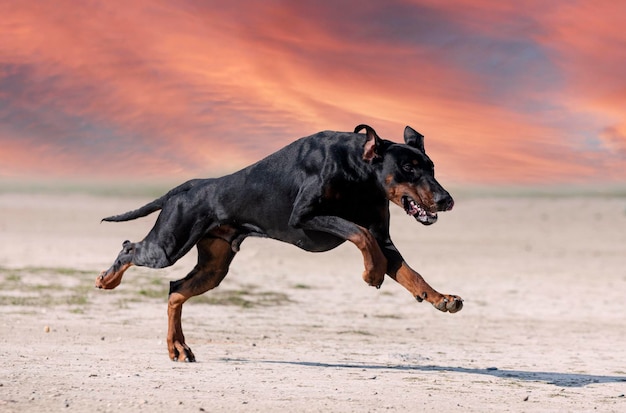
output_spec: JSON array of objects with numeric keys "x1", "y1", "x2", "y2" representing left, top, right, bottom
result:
[{"x1": 401, "y1": 195, "x2": 438, "y2": 225}]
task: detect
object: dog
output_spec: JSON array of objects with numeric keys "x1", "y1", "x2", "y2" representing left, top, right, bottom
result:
[{"x1": 96, "y1": 124, "x2": 463, "y2": 362}]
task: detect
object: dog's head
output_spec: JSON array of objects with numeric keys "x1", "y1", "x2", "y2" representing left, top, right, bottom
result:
[{"x1": 355, "y1": 124, "x2": 454, "y2": 225}]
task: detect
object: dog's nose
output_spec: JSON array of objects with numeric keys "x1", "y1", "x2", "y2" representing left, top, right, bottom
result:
[
  {"x1": 445, "y1": 197, "x2": 454, "y2": 211},
  {"x1": 436, "y1": 193, "x2": 454, "y2": 211}
]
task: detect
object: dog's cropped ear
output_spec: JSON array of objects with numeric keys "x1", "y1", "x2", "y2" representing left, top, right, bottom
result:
[
  {"x1": 355, "y1": 124, "x2": 382, "y2": 162},
  {"x1": 404, "y1": 126, "x2": 425, "y2": 153}
]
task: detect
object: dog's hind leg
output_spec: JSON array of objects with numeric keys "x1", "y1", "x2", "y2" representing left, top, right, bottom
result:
[
  {"x1": 96, "y1": 196, "x2": 216, "y2": 289},
  {"x1": 95, "y1": 237, "x2": 177, "y2": 289},
  {"x1": 167, "y1": 236, "x2": 236, "y2": 362},
  {"x1": 96, "y1": 240, "x2": 137, "y2": 289}
]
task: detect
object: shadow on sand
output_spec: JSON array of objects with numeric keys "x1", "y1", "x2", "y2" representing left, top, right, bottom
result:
[{"x1": 221, "y1": 358, "x2": 626, "y2": 388}]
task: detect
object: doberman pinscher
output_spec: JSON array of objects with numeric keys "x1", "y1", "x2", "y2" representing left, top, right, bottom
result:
[{"x1": 96, "y1": 124, "x2": 462, "y2": 362}]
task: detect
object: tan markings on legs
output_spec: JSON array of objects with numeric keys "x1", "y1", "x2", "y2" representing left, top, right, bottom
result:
[
  {"x1": 387, "y1": 262, "x2": 463, "y2": 313},
  {"x1": 347, "y1": 226, "x2": 387, "y2": 288},
  {"x1": 167, "y1": 294, "x2": 191, "y2": 361},
  {"x1": 167, "y1": 237, "x2": 235, "y2": 362},
  {"x1": 95, "y1": 262, "x2": 133, "y2": 289}
]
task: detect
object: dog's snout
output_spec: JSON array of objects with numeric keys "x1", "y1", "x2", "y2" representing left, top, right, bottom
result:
[
  {"x1": 436, "y1": 192, "x2": 454, "y2": 211},
  {"x1": 445, "y1": 197, "x2": 454, "y2": 211}
]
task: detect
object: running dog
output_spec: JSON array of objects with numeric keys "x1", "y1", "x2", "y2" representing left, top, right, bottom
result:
[{"x1": 96, "y1": 124, "x2": 463, "y2": 361}]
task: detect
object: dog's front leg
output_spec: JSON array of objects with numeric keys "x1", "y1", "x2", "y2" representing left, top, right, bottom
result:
[
  {"x1": 289, "y1": 184, "x2": 387, "y2": 287},
  {"x1": 387, "y1": 261, "x2": 463, "y2": 313},
  {"x1": 345, "y1": 224, "x2": 388, "y2": 288},
  {"x1": 295, "y1": 216, "x2": 387, "y2": 288}
]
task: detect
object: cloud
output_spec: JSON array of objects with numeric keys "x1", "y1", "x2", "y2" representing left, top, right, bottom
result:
[{"x1": 1, "y1": 0, "x2": 625, "y2": 184}]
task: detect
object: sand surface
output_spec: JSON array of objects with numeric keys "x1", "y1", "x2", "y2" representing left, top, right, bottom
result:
[{"x1": 1, "y1": 191, "x2": 625, "y2": 412}]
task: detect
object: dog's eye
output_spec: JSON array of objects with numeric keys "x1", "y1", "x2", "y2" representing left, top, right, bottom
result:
[{"x1": 402, "y1": 164, "x2": 414, "y2": 173}]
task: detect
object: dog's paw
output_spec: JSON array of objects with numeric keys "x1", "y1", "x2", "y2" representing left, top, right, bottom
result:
[
  {"x1": 169, "y1": 340, "x2": 196, "y2": 363},
  {"x1": 362, "y1": 270, "x2": 385, "y2": 289},
  {"x1": 432, "y1": 294, "x2": 463, "y2": 313}
]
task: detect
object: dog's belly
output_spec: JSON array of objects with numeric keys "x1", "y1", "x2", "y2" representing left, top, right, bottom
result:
[{"x1": 266, "y1": 229, "x2": 346, "y2": 252}]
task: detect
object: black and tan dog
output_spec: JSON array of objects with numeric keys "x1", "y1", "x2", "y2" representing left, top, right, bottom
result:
[{"x1": 96, "y1": 124, "x2": 463, "y2": 362}]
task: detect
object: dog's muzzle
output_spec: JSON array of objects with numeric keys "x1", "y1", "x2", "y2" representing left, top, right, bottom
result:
[{"x1": 402, "y1": 196, "x2": 438, "y2": 225}]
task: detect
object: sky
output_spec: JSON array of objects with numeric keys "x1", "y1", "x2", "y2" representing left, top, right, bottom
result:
[{"x1": 1, "y1": 0, "x2": 625, "y2": 185}]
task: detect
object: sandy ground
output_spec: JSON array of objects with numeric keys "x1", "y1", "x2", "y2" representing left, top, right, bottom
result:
[{"x1": 0, "y1": 190, "x2": 625, "y2": 412}]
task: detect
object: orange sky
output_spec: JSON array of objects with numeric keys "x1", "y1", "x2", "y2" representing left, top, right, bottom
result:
[{"x1": 1, "y1": 0, "x2": 625, "y2": 185}]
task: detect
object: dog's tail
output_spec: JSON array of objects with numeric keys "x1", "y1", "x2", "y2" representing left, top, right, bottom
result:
[
  {"x1": 101, "y1": 200, "x2": 163, "y2": 222},
  {"x1": 102, "y1": 179, "x2": 203, "y2": 222}
]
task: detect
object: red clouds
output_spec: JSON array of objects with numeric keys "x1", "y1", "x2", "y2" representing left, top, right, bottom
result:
[{"x1": 1, "y1": 1, "x2": 624, "y2": 184}]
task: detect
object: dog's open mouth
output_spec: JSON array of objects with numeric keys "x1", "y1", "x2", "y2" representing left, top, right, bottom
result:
[{"x1": 402, "y1": 196, "x2": 438, "y2": 225}]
